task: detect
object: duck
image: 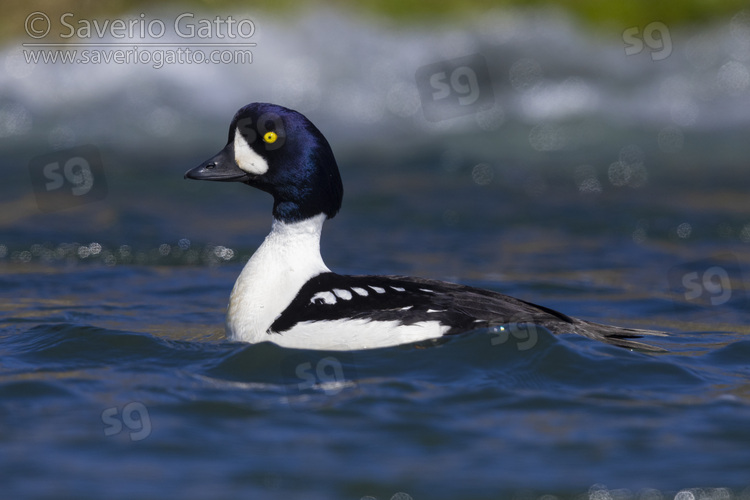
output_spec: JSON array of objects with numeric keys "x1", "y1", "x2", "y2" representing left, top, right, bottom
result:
[{"x1": 185, "y1": 102, "x2": 667, "y2": 352}]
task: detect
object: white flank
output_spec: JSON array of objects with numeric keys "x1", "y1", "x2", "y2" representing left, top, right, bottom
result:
[
  {"x1": 269, "y1": 318, "x2": 450, "y2": 350},
  {"x1": 233, "y1": 129, "x2": 269, "y2": 175},
  {"x1": 351, "y1": 287, "x2": 368, "y2": 296},
  {"x1": 227, "y1": 214, "x2": 330, "y2": 343}
]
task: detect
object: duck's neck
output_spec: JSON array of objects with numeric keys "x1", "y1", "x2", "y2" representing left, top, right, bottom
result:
[{"x1": 226, "y1": 213, "x2": 330, "y2": 342}]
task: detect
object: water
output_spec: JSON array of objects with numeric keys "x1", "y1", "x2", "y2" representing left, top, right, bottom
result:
[{"x1": 2, "y1": 6, "x2": 750, "y2": 499}]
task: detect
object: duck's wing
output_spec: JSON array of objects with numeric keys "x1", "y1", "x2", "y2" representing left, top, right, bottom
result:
[{"x1": 271, "y1": 273, "x2": 668, "y2": 352}]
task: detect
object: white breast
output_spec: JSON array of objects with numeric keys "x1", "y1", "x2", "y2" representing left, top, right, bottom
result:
[{"x1": 226, "y1": 214, "x2": 330, "y2": 343}]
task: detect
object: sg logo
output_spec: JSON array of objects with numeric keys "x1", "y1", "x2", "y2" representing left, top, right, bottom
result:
[
  {"x1": 668, "y1": 254, "x2": 747, "y2": 313},
  {"x1": 430, "y1": 66, "x2": 481, "y2": 106},
  {"x1": 490, "y1": 313, "x2": 540, "y2": 351},
  {"x1": 28, "y1": 145, "x2": 107, "y2": 212},
  {"x1": 295, "y1": 356, "x2": 347, "y2": 395},
  {"x1": 623, "y1": 21, "x2": 672, "y2": 61},
  {"x1": 281, "y1": 353, "x2": 358, "y2": 404},
  {"x1": 415, "y1": 53, "x2": 494, "y2": 122},
  {"x1": 236, "y1": 112, "x2": 286, "y2": 151},
  {"x1": 681, "y1": 266, "x2": 732, "y2": 306},
  {"x1": 101, "y1": 401, "x2": 151, "y2": 442},
  {"x1": 43, "y1": 157, "x2": 94, "y2": 195}
]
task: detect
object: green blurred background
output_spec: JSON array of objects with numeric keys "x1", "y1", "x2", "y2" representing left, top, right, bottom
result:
[{"x1": 3, "y1": 0, "x2": 749, "y2": 39}]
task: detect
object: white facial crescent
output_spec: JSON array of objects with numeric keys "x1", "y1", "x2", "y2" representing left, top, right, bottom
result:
[{"x1": 233, "y1": 128, "x2": 269, "y2": 175}]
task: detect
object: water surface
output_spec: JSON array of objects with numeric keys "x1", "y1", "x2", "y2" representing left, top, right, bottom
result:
[{"x1": 2, "y1": 6, "x2": 750, "y2": 499}]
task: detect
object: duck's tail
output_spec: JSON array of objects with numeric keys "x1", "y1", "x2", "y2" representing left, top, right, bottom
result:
[{"x1": 565, "y1": 319, "x2": 669, "y2": 352}]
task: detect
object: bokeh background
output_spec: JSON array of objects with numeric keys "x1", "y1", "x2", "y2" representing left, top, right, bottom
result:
[
  {"x1": 2, "y1": 1, "x2": 750, "y2": 499},
  {"x1": 2, "y1": 0, "x2": 749, "y2": 269}
]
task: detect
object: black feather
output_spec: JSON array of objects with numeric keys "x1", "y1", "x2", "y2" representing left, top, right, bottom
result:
[{"x1": 270, "y1": 273, "x2": 667, "y2": 352}]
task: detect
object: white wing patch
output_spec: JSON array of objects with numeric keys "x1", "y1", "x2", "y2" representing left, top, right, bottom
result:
[
  {"x1": 233, "y1": 129, "x2": 269, "y2": 175},
  {"x1": 309, "y1": 284, "x2": 415, "y2": 306},
  {"x1": 333, "y1": 288, "x2": 353, "y2": 300},
  {"x1": 310, "y1": 291, "x2": 337, "y2": 305}
]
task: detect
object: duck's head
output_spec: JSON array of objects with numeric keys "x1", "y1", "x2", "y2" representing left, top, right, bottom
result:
[{"x1": 185, "y1": 103, "x2": 343, "y2": 223}]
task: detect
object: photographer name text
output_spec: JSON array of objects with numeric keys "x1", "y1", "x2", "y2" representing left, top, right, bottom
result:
[{"x1": 25, "y1": 12, "x2": 255, "y2": 41}]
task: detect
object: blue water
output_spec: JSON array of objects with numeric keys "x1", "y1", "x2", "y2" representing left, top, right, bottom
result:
[
  {"x1": 2, "y1": 5, "x2": 750, "y2": 499},
  {"x1": 2, "y1": 265, "x2": 750, "y2": 499}
]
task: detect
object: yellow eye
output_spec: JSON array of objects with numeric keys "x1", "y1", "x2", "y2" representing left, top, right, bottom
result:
[{"x1": 263, "y1": 131, "x2": 278, "y2": 144}]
